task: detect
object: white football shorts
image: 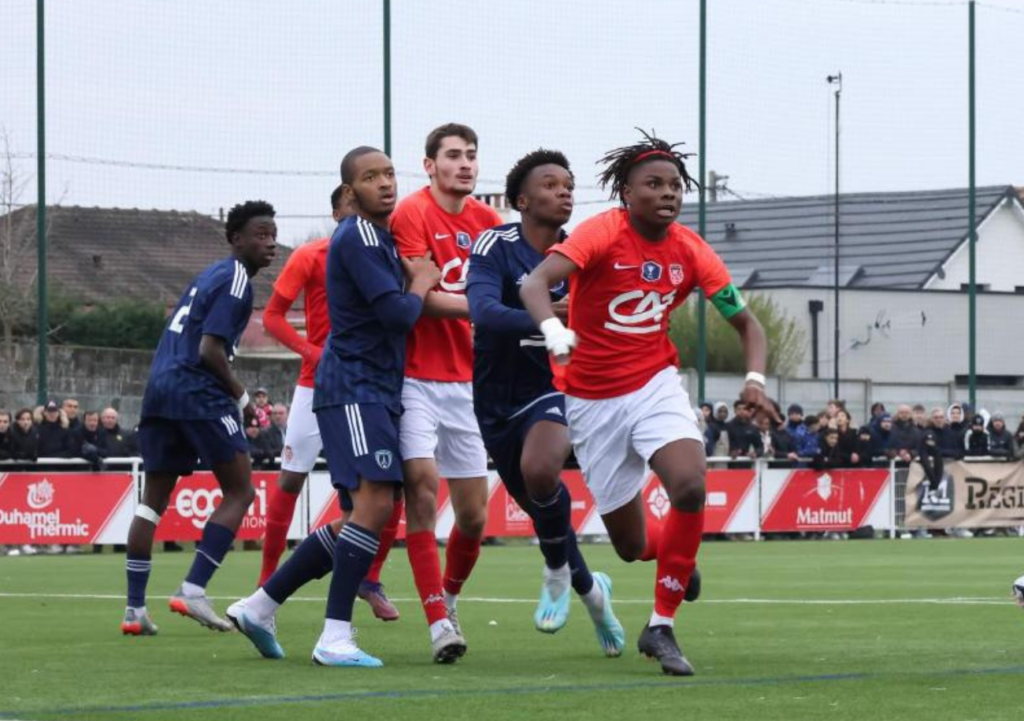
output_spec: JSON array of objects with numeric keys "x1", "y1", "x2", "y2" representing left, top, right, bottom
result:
[
  {"x1": 565, "y1": 366, "x2": 703, "y2": 515},
  {"x1": 400, "y1": 378, "x2": 489, "y2": 479},
  {"x1": 281, "y1": 384, "x2": 322, "y2": 474}
]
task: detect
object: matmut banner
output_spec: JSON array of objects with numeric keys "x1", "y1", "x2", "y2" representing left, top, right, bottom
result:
[
  {"x1": 760, "y1": 468, "x2": 891, "y2": 532},
  {"x1": 0, "y1": 472, "x2": 135, "y2": 543},
  {"x1": 154, "y1": 471, "x2": 287, "y2": 542},
  {"x1": 308, "y1": 467, "x2": 758, "y2": 539}
]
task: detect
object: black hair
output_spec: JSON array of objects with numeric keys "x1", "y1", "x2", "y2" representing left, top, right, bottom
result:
[
  {"x1": 225, "y1": 200, "x2": 275, "y2": 244},
  {"x1": 340, "y1": 146, "x2": 382, "y2": 185},
  {"x1": 330, "y1": 184, "x2": 344, "y2": 211},
  {"x1": 504, "y1": 148, "x2": 572, "y2": 209},
  {"x1": 597, "y1": 128, "x2": 698, "y2": 206},
  {"x1": 425, "y1": 123, "x2": 478, "y2": 159}
]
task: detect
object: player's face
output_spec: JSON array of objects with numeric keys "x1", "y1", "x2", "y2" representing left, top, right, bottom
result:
[
  {"x1": 426, "y1": 136, "x2": 478, "y2": 197},
  {"x1": 234, "y1": 216, "x2": 278, "y2": 270},
  {"x1": 623, "y1": 160, "x2": 682, "y2": 230},
  {"x1": 520, "y1": 164, "x2": 574, "y2": 227},
  {"x1": 347, "y1": 151, "x2": 397, "y2": 219},
  {"x1": 0, "y1": 414, "x2": 9, "y2": 433}
]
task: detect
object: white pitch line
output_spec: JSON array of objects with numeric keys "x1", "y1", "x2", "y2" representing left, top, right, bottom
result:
[{"x1": 0, "y1": 592, "x2": 1011, "y2": 605}]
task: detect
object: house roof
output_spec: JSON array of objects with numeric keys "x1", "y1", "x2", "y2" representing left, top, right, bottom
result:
[
  {"x1": 678, "y1": 185, "x2": 1020, "y2": 289},
  {"x1": 2, "y1": 205, "x2": 291, "y2": 307}
]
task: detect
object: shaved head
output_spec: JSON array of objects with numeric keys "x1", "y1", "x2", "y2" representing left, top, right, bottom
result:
[{"x1": 340, "y1": 146, "x2": 382, "y2": 185}]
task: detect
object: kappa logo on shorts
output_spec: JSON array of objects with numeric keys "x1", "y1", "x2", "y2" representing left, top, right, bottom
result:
[
  {"x1": 374, "y1": 450, "x2": 393, "y2": 470},
  {"x1": 641, "y1": 261, "x2": 663, "y2": 283},
  {"x1": 456, "y1": 232, "x2": 472, "y2": 249}
]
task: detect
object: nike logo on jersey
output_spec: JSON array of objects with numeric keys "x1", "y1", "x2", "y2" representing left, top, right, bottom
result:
[
  {"x1": 545, "y1": 406, "x2": 563, "y2": 417},
  {"x1": 434, "y1": 233, "x2": 451, "y2": 240},
  {"x1": 613, "y1": 262, "x2": 638, "y2": 270}
]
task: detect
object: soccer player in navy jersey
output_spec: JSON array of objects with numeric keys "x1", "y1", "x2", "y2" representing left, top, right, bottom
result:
[
  {"x1": 228, "y1": 146, "x2": 444, "y2": 668},
  {"x1": 466, "y1": 150, "x2": 625, "y2": 656},
  {"x1": 121, "y1": 200, "x2": 277, "y2": 636}
]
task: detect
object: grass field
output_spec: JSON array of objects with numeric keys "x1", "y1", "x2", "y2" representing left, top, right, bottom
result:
[{"x1": 1, "y1": 538, "x2": 1022, "y2": 721}]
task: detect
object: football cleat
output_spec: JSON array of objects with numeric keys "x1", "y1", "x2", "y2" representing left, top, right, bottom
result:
[
  {"x1": 121, "y1": 607, "x2": 158, "y2": 636},
  {"x1": 168, "y1": 587, "x2": 234, "y2": 632},
  {"x1": 685, "y1": 567, "x2": 702, "y2": 603},
  {"x1": 588, "y1": 572, "x2": 625, "y2": 657},
  {"x1": 432, "y1": 623, "x2": 467, "y2": 664},
  {"x1": 534, "y1": 582, "x2": 571, "y2": 634},
  {"x1": 446, "y1": 605, "x2": 463, "y2": 637},
  {"x1": 1012, "y1": 574, "x2": 1024, "y2": 608},
  {"x1": 637, "y1": 623, "x2": 695, "y2": 677},
  {"x1": 357, "y1": 581, "x2": 400, "y2": 622},
  {"x1": 312, "y1": 642, "x2": 383, "y2": 668},
  {"x1": 227, "y1": 599, "x2": 284, "y2": 659}
]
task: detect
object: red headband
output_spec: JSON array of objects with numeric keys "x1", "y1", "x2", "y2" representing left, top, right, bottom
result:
[{"x1": 631, "y1": 149, "x2": 675, "y2": 165}]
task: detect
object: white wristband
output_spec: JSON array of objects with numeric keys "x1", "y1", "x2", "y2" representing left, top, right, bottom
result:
[
  {"x1": 539, "y1": 317, "x2": 567, "y2": 340},
  {"x1": 538, "y1": 317, "x2": 577, "y2": 363},
  {"x1": 745, "y1": 372, "x2": 766, "y2": 387},
  {"x1": 237, "y1": 390, "x2": 250, "y2": 411}
]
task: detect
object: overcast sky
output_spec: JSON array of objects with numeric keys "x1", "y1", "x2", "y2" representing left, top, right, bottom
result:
[{"x1": 2, "y1": 0, "x2": 1022, "y2": 245}]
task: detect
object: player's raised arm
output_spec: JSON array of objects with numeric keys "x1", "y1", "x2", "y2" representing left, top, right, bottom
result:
[
  {"x1": 520, "y1": 253, "x2": 578, "y2": 364},
  {"x1": 466, "y1": 233, "x2": 537, "y2": 336}
]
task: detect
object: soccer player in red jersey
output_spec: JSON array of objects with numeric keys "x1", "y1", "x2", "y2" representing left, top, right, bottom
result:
[
  {"x1": 258, "y1": 185, "x2": 402, "y2": 620},
  {"x1": 521, "y1": 130, "x2": 777, "y2": 676},
  {"x1": 390, "y1": 123, "x2": 502, "y2": 658}
]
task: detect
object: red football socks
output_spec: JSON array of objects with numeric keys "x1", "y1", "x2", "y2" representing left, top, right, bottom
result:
[
  {"x1": 364, "y1": 496, "x2": 403, "y2": 584},
  {"x1": 258, "y1": 485, "x2": 300, "y2": 587},
  {"x1": 640, "y1": 517, "x2": 662, "y2": 562},
  {"x1": 406, "y1": 530, "x2": 448, "y2": 625},
  {"x1": 653, "y1": 508, "x2": 704, "y2": 618},
  {"x1": 442, "y1": 526, "x2": 482, "y2": 596}
]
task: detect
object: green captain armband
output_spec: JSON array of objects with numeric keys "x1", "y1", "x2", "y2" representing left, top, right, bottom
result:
[{"x1": 709, "y1": 283, "x2": 746, "y2": 319}]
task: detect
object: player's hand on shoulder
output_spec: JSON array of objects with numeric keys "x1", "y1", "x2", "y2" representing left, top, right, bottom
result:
[
  {"x1": 551, "y1": 296, "x2": 570, "y2": 322},
  {"x1": 402, "y1": 251, "x2": 442, "y2": 290}
]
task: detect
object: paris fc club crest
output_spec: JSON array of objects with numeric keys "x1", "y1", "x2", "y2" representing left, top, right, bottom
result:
[
  {"x1": 456, "y1": 232, "x2": 472, "y2": 249},
  {"x1": 669, "y1": 264, "x2": 684, "y2": 286},
  {"x1": 374, "y1": 450, "x2": 393, "y2": 470},
  {"x1": 641, "y1": 261, "x2": 662, "y2": 283}
]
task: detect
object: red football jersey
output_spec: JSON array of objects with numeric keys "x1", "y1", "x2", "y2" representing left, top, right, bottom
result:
[
  {"x1": 551, "y1": 208, "x2": 733, "y2": 400},
  {"x1": 272, "y1": 238, "x2": 329, "y2": 388},
  {"x1": 391, "y1": 187, "x2": 503, "y2": 382}
]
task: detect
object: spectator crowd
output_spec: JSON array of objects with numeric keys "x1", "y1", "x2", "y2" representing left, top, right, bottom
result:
[{"x1": 699, "y1": 399, "x2": 1024, "y2": 468}]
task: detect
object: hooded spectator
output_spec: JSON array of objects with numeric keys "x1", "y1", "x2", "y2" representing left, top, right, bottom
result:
[
  {"x1": 61, "y1": 398, "x2": 81, "y2": 431},
  {"x1": 36, "y1": 400, "x2": 74, "y2": 458},
  {"x1": 796, "y1": 415, "x2": 822, "y2": 458},
  {"x1": 888, "y1": 404, "x2": 920, "y2": 462},
  {"x1": 11, "y1": 408, "x2": 39, "y2": 461},
  {"x1": 964, "y1": 414, "x2": 990, "y2": 456},
  {"x1": 869, "y1": 402, "x2": 887, "y2": 431},
  {"x1": 97, "y1": 408, "x2": 137, "y2": 457},
  {"x1": 726, "y1": 400, "x2": 759, "y2": 459},
  {"x1": 987, "y1": 412, "x2": 1017, "y2": 459},
  {"x1": 0, "y1": 410, "x2": 13, "y2": 460},
  {"x1": 784, "y1": 403, "x2": 812, "y2": 451},
  {"x1": 855, "y1": 425, "x2": 876, "y2": 467},
  {"x1": 708, "y1": 402, "x2": 731, "y2": 457},
  {"x1": 871, "y1": 413, "x2": 895, "y2": 460}
]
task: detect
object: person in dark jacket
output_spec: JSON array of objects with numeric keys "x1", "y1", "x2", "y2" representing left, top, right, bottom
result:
[
  {"x1": 1014, "y1": 414, "x2": 1024, "y2": 461},
  {"x1": 868, "y1": 402, "x2": 887, "y2": 432},
  {"x1": 71, "y1": 410, "x2": 104, "y2": 467},
  {"x1": 36, "y1": 400, "x2": 74, "y2": 458},
  {"x1": 888, "y1": 404, "x2": 920, "y2": 463},
  {"x1": 10, "y1": 408, "x2": 39, "y2": 461},
  {"x1": 784, "y1": 404, "x2": 812, "y2": 454},
  {"x1": 726, "y1": 400, "x2": 759, "y2": 459},
  {"x1": 947, "y1": 403, "x2": 968, "y2": 450},
  {"x1": 928, "y1": 407, "x2": 961, "y2": 459},
  {"x1": 855, "y1": 425, "x2": 876, "y2": 467},
  {"x1": 61, "y1": 398, "x2": 82, "y2": 432},
  {"x1": 0, "y1": 409, "x2": 13, "y2": 460},
  {"x1": 870, "y1": 413, "x2": 896, "y2": 460},
  {"x1": 97, "y1": 408, "x2": 137, "y2": 457},
  {"x1": 987, "y1": 412, "x2": 1016, "y2": 459},
  {"x1": 754, "y1": 410, "x2": 798, "y2": 464},
  {"x1": 917, "y1": 429, "x2": 945, "y2": 499},
  {"x1": 964, "y1": 414, "x2": 989, "y2": 456},
  {"x1": 796, "y1": 415, "x2": 822, "y2": 458},
  {"x1": 833, "y1": 409, "x2": 860, "y2": 465},
  {"x1": 813, "y1": 428, "x2": 848, "y2": 469}
]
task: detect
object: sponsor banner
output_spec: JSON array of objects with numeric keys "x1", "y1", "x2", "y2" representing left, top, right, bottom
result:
[
  {"x1": 488, "y1": 470, "x2": 596, "y2": 537},
  {"x1": 0, "y1": 473, "x2": 134, "y2": 543},
  {"x1": 154, "y1": 471, "x2": 277, "y2": 542},
  {"x1": 904, "y1": 461, "x2": 1024, "y2": 528},
  {"x1": 760, "y1": 468, "x2": 890, "y2": 532}
]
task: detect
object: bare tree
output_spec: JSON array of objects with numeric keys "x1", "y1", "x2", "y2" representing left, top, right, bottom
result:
[{"x1": 0, "y1": 127, "x2": 37, "y2": 361}]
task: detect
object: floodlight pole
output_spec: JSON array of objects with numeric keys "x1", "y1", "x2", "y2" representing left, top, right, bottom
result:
[
  {"x1": 968, "y1": 1, "x2": 977, "y2": 408},
  {"x1": 697, "y1": 0, "x2": 707, "y2": 403},
  {"x1": 383, "y1": 0, "x2": 392, "y2": 157},
  {"x1": 827, "y1": 71, "x2": 842, "y2": 400},
  {"x1": 36, "y1": 0, "x2": 48, "y2": 405}
]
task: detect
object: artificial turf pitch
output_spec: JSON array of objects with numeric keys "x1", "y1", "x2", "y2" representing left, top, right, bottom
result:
[{"x1": 1, "y1": 538, "x2": 1022, "y2": 721}]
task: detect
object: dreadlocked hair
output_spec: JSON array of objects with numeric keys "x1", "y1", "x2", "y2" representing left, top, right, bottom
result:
[
  {"x1": 597, "y1": 128, "x2": 698, "y2": 206},
  {"x1": 505, "y1": 148, "x2": 572, "y2": 209}
]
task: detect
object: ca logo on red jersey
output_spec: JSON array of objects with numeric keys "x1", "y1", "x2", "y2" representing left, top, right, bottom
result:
[
  {"x1": 604, "y1": 289, "x2": 677, "y2": 335},
  {"x1": 439, "y1": 257, "x2": 469, "y2": 292}
]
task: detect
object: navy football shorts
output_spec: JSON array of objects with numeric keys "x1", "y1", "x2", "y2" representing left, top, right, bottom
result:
[
  {"x1": 315, "y1": 403, "x2": 403, "y2": 510},
  {"x1": 477, "y1": 393, "x2": 567, "y2": 501},
  {"x1": 137, "y1": 414, "x2": 248, "y2": 476}
]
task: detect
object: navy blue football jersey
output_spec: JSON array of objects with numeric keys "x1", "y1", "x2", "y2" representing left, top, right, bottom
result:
[
  {"x1": 314, "y1": 215, "x2": 408, "y2": 414},
  {"x1": 141, "y1": 257, "x2": 253, "y2": 420},
  {"x1": 467, "y1": 223, "x2": 567, "y2": 420}
]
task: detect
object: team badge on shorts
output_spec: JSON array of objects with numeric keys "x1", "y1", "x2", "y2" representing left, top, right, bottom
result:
[
  {"x1": 669, "y1": 264, "x2": 684, "y2": 286},
  {"x1": 641, "y1": 261, "x2": 663, "y2": 283},
  {"x1": 374, "y1": 450, "x2": 393, "y2": 470},
  {"x1": 456, "y1": 232, "x2": 472, "y2": 249}
]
